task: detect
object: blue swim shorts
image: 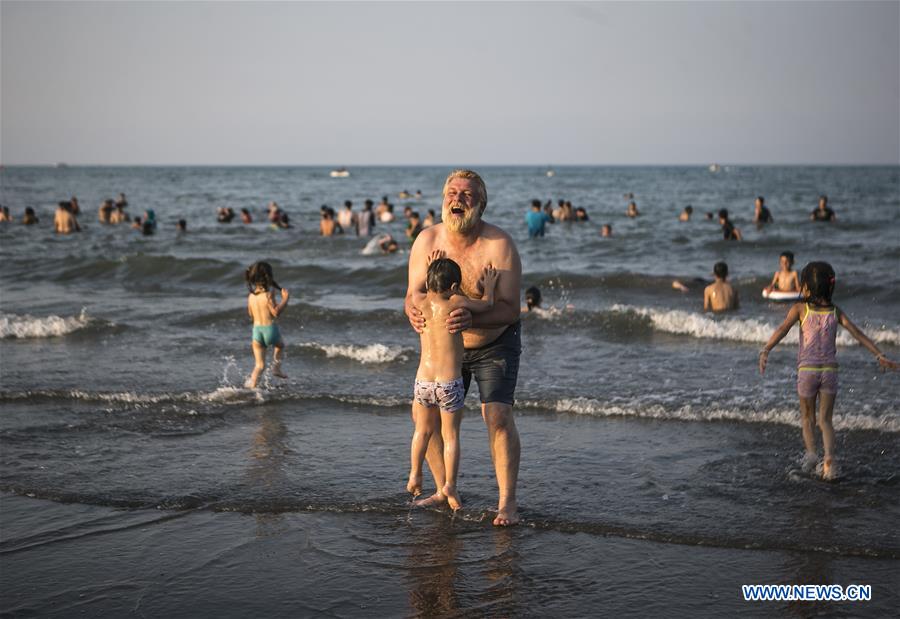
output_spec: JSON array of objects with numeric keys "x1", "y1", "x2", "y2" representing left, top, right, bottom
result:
[{"x1": 252, "y1": 324, "x2": 283, "y2": 347}]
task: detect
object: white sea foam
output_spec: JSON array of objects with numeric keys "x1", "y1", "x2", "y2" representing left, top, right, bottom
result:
[
  {"x1": 0, "y1": 309, "x2": 95, "y2": 339},
  {"x1": 610, "y1": 304, "x2": 900, "y2": 346},
  {"x1": 525, "y1": 397, "x2": 900, "y2": 433},
  {"x1": 302, "y1": 342, "x2": 409, "y2": 364}
]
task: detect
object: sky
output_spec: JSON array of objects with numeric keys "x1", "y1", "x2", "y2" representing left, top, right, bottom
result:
[{"x1": 2, "y1": 1, "x2": 898, "y2": 165}]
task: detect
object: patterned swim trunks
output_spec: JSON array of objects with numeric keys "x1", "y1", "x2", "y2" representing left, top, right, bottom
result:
[{"x1": 413, "y1": 377, "x2": 466, "y2": 414}]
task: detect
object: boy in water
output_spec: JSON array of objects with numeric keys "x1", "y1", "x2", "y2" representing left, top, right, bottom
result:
[
  {"x1": 704, "y1": 261, "x2": 739, "y2": 312},
  {"x1": 766, "y1": 251, "x2": 800, "y2": 292},
  {"x1": 407, "y1": 252, "x2": 499, "y2": 510}
]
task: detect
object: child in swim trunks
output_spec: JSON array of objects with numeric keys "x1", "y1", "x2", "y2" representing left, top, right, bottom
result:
[
  {"x1": 759, "y1": 262, "x2": 897, "y2": 480},
  {"x1": 407, "y1": 251, "x2": 499, "y2": 510},
  {"x1": 766, "y1": 251, "x2": 800, "y2": 293},
  {"x1": 245, "y1": 261, "x2": 290, "y2": 388}
]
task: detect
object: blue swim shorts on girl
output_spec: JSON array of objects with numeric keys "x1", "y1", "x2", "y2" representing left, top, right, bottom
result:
[{"x1": 252, "y1": 324, "x2": 282, "y2": 347}]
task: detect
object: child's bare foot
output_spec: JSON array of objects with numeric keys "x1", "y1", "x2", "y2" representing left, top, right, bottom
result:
[
  {"x1": 820, "y1": 457, "x2": 838, "y2": 481},
  {"x1": 442, "y1": 483, "x2": 462, "y2": 511},
  {"x1": 800, "y1": 451, "x2": 818, "y2": 474},
  {"x1": 413, "y1": 491, "x2": 447, "y2": 508},
  {"x1": 272, "y1": 368, "x2": 288, "y2": 379},
  {"x1": 406, "y1": 472, "x2": 422, "y2": 496},
  {"x1": 493, "y1": 501, "x2": 520, "y2": 527},
  {"x1": 245, "y1": 377, "x2": 258, "y2": 389}
]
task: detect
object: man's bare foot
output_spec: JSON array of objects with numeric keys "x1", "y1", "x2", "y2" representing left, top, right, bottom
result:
[
  {"x1": 442, "y1": 483, "x2": 462, "y2": 511},
  {"x1": 413, "y1": 492, "x2": 447, "y2": 508},
  {"x1": 493, "y1": 502, "x2": 520, "y2": 526},
  {"x1": 406, "y1": 473, "x2": 422, "y2": 496}
]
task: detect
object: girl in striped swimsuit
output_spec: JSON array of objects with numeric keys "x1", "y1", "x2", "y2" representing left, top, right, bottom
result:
[{"x1": 759, "y1": 262, "x2": 897, "y2": 480}]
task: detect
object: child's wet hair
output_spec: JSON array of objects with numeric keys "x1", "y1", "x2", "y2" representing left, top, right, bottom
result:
[
  {"x1": 718, "y1": 208, "x2": 729, "y2": 220},
  {"x1": 426, "y1": 258, "x2": 462, "y2": 294},
  {"x1": 525, "y1": 286, "x2": 542, "y2": 310},
  {"x1": 800, "y1": 261, "x2": 835, "y2": 305},
  {"x1": 246, "y1": 261, "x2": 281, "y2": 293},
  {"x1": 780, "y1": 251, "x2": 795, "y2": 266},
  {"x1": 713, "y1": 261, "x2": 728, "y2": 278}
]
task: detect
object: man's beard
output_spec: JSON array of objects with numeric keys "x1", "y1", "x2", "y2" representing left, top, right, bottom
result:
[{"x1": 443, "y1": 202, "x2": 480, "y2": 233}]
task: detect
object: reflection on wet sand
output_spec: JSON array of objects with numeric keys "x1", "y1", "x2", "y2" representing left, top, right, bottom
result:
[
  {"x1": 246, "y1": 409, "x2": 290, "y2": 538},
  {"x1": 405, "y1": 518, "x2": 522, "y2": 616}
]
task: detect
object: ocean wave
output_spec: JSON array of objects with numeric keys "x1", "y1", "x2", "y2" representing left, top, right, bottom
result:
[
  {"x1": 300, "y1": 342, "x2": 411, "y2": 364},
  {"x1": 2, "y1": 388, "x2": 897, "y2": 433},
  {"x1": 610, "y1": 304, "x2": 900, "y2": 346},
  {"x1": 521, "y1": 397, "x2": 900, "y2": 432},
  {"x1": 0, "y1": 309, "x2": 99, "y2": 339}
]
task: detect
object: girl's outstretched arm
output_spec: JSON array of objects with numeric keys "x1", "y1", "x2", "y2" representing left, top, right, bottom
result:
[
  {"x1": 759, "y1": 303, "x2": 803, "y2": 374},
  {"x1": 837, "y1": 307, "x2": 899, "y2": 370}
]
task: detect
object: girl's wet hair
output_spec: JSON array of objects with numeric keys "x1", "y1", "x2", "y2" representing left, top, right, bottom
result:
[
  {"x1": 800, "y1": 261, "x2": 835, "y2": 305},
  {"x1": 525, "y1": 286, "x2": 542, "y2": 310},
  {"x1": 426, "y1": 258, "x2": 461, "y2": 293},
  {"x1": 246, "y1": 261, "x2": 281, "y2": 293}
]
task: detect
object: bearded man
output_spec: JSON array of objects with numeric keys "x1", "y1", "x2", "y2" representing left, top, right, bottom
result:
[{"x1": 404, "y1": 169, "x2": 523, "y2": 526}]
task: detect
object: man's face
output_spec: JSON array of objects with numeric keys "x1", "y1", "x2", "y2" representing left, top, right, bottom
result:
[
  {"x1": 442, "y1": 178, "x2": 482, "y2": 233},
  {"x1": 819, "y1": 198, "x2": 827, "y2": 210}
]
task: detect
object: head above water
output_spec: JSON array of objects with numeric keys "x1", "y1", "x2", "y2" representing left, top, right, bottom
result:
[
  {"x1": 800, "y1": 261, "x2": 835, "y2": 305},
  {"x1": 718, "y1": 208, "x2": 729, "y2": 221},
  {"x1": 525, "y1": 286, "x2": 542, "y2": 310},
  {"x1": 426, "y1": 258, "x2": 462, "y2": 295},
  {"x1": 780, "y1": 251, "x2": 795, "y2": 268},
  {"x1": 713, "y1": 261, "x2": 728, "y2": 279},
  {"x1": 245, "y1": 261, "x2": 281, "y2": 293}
]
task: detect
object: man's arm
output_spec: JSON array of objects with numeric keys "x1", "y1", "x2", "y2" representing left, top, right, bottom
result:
[
  {"x1": 703, "y1": 286, "x2": 711, "y2": 312},
  {"x1": 404, "y1": 229, "x2": 434, "y2": 333}
]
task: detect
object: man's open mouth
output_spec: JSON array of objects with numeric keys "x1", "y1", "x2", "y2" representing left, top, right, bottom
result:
[{"x1": 450, "y1": 205, "x2": 465, "y2": 215}]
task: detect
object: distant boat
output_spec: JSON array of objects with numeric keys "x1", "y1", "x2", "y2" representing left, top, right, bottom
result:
[
  {"x1": 56, "y1": 162, "x2": 69, "y2": 168},
  {"x1": 330, "y1": 168, "x2": 350, "y2": 178},
  {"x1": 545, "y1": 169, "x2": 555, "y2": 177},
  {"x1": 708, "y1": 163, "x2": 721, "y2": 173}
]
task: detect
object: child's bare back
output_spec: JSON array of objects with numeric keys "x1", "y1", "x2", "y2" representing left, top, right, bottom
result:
[{"x1": 417, "y1": 294, "x2": 466, "y2": 382}]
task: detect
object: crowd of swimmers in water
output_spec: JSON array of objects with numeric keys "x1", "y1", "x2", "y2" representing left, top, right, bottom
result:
[{"x1": 1, "y1": 186, "x2": 838, "y2": 250}]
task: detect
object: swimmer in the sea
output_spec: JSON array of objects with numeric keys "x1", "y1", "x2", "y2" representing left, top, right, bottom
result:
[
  {"x1": 766, "y1": 251, "x2": 800, "y2": 293},
  {"x1": 753, "y1": 196, "x2": 773, "y2": 227},
  {"x1": 704, "y1": 261, "x2": 739, "y2": 312},
  {"x1": 245, "y1": 261, "x2": 290, "y2": 389},
  {"x1": 407, "y1": 252, "x2": 499, "y2": 510},
  {"x1": 22, "y1": 207, "x2": 39, "y2": 225},
  {"x1": 810, "y1": 195, "x2": 836, "y2": 222},
  {"x1": 522, "y1": 286, "x2": 542, "y2": 312},
  {"x1": 54, "y1": 201, "x2": 80, "y2": 234},
  {"x1": 718, "y1": 209, "x2": 742, "y2": 241},
  {"x1": 626, "y1": 201, "x2": 640, "y2": 218},
  {"x1": 601, "y1": 223, "x2": 612, "y2": 237},
  {"x1": 679, "y1": 205, "x2": 693, "y2": 222}
]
